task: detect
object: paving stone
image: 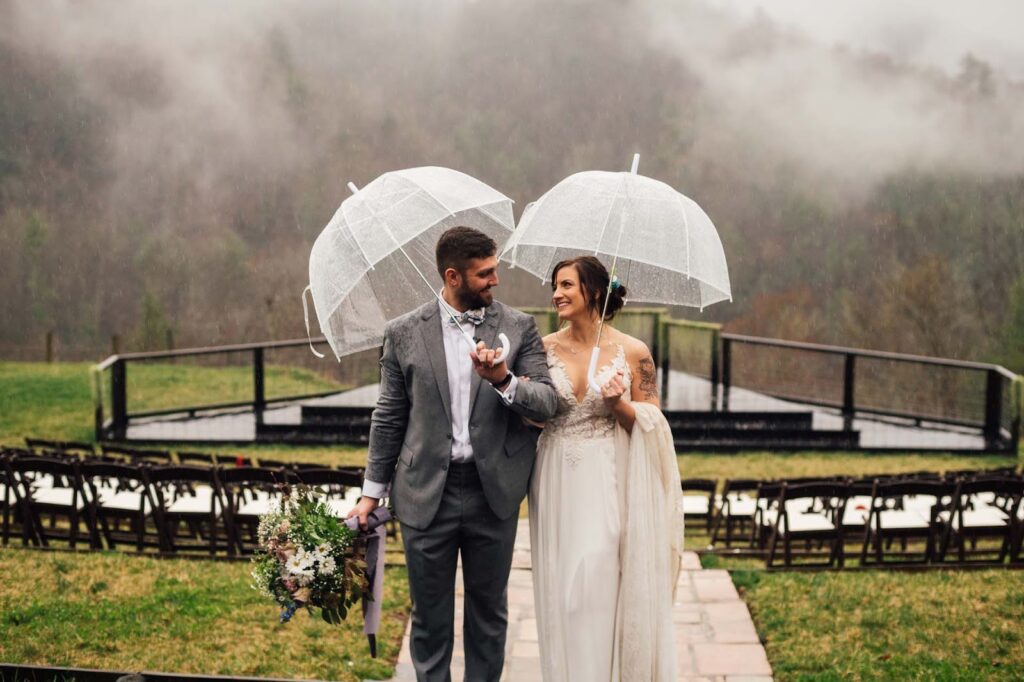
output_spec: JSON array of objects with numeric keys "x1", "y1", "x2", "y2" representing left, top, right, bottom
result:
[
  {"x1": 693, "y1": 644, "x2": 773, "y2": 676},
  {"x1": 519, "y1": 617, "x2": 539, "y2": 641},
  {"x1": 511, "y1": 640, "x2": 541, "y2": 658},
  {"x1": 384, "y1": 519, "x2": 772, "y2": 681},
  {"x1": 693, "y1": 578, "x2": 740, "y2": 602},
  {"x1": 709, "y1": 621, "x2": 761, "y2": 644},
  {"x1": 673, "y1": 609, "x2": 703, "y2": 624},
  {"x1": 681, "y1": 551, "x2": 703, "y2": 570},
  {"x1": 703, "y1": 602, "x2": 755, "y2": 623},
  {"x1": 676, "y1": 642, "x2": 697, "y2": 674},
  {"x1": 676, "y1": 623, "x2": 713, "y2": 641}
]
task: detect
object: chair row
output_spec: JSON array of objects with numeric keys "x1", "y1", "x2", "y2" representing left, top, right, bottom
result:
[
  {"x1": 23, "y1": 437, "x2": 346, "y2": 472},
  {"x1": 681, "y1": 474, "x2": 1024, "y2": 567},
  {"x1": 1, "y1": 451, "x2": 366, "y2": 557}
]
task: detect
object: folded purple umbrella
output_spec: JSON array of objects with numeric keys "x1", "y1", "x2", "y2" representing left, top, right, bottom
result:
[{"x1": 344, "y1": 506, "x2": 392, "y2": 657}]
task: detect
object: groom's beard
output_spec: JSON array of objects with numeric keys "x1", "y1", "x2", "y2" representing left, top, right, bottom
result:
[{"x1": 456, "y1": 282, "x2": 493, "y2": 310}]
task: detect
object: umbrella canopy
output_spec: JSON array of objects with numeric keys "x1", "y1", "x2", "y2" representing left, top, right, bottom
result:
[
  {"x1": 501, "y1": 155, "x2": 731, "y2": 393},
  {"x1": 307, "y1": 166, "x2": 515, "y2": 360},
  {"x1": 502, "y1": 159, "x2": 732, "y2": 311}
]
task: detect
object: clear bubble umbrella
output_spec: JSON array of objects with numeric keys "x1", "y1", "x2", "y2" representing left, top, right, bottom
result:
[
  {"x1": 304, "y1": 166, "x2": 515, "y2": 361},
  {"x1": 501, "y1": 154, "x2": 732, "y2": 392}
]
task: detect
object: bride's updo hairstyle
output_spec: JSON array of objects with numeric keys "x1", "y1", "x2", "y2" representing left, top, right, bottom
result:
[{"x1": 550, "y1": 256, "x2": 628, "y2": 321}]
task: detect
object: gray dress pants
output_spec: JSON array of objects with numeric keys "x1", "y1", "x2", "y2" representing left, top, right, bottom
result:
[{"x1": 400, "y1": 461, "x2": 518, "y2": 682}]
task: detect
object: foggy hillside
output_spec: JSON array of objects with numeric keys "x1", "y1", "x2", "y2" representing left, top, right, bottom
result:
[{"x1": 1, "y1": 0, "x2": 1022, "y2": 370}]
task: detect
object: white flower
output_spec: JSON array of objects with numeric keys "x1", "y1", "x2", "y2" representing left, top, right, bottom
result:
[
  {"x1": 285, "y1": 554, "x2": 305, "y2": 575},
  {"x1": 285, "y1": 549, "x2": 311, "y2": 572},
  {"x1": 319, "y1": 555, "x2": 337, "y2": 575}
]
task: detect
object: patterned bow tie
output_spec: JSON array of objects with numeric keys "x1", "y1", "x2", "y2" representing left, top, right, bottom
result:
[{"x1": 449, "y1": 308, "x2": 486, "y2": 327}]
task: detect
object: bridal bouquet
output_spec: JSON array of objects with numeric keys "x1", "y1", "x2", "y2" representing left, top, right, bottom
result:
[{"x1": 250, "y1": 485, "x2": 369, "y2": 625}]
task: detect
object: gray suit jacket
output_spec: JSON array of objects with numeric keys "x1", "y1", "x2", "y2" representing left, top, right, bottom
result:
[{"x1": 365, "y1": 300, "x2": 559, "y2": 530}]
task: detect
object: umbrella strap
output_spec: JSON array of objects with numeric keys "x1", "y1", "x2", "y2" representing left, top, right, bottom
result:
[{"x1": 302, "y1": 285, "x2": 326, "y2": 359}]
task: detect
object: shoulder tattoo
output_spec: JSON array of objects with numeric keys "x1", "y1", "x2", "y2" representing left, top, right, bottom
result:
[{"x1": 637, "y1": 355, "x2": 657, "y2": 400}]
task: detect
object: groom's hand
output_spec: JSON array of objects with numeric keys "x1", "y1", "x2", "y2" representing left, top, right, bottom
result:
[
  {"x1": 346, "y1": 495, "x2": 380, "y2": 530},
  {"x1": 471, "y1": 340, "x2": 508, "y2": 384}
]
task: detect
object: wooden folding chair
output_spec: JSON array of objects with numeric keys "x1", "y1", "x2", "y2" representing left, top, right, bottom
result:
[
  {"x1": 80, "y1": 461, "x2": 163, "y2": 552},
  {"x1": 766, "y1": 482, "x2": 850, "y2": 568},
  {"x1": 175, "y1": 451, "x2": 219, "y2": 467},
  {"x1": 147, "y1": 465, "x2": 226, "y2": 555},
  {"x1": 680, "y1": 479, "x2": 717, "y2": 534},
  {"x1": 8, "y1": 456, "x2": 89, "y2": 548},
  {"x1": 219, "y1": 466, "x2": 291, "y2": 555},
  {"x1": 859, "y1": 479, "x2": 954, "y2": 565},
  {"x1": 25, "y1": 438, "x2": 95, "y2": 458},
  {"x1": 100, "y1": 444, "x2": 173, "y2": 465},
  {"x1": 292, "y1": 468, "x2": 364, "y2": 517},
  {"x1": 938, "y1": 478, "x2": 1024, "y2": 564},
  {"x1": 1, "y1": 450, "x2": 37, "y2": 546},
  {"x1": 838, "y1": 479, "x2": 876, "y2": 555},
  {"x1": 710, "y1": 478, "x2": 761, "y2": 548}
]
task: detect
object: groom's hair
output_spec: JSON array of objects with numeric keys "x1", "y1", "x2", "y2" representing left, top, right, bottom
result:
[{"x1": 435, "y1": 226, "x2": 497, "y2": 279}]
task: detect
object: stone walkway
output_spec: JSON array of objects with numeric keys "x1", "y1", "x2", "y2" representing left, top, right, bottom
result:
[{"x1": 386, "y1": 521, "x2": 772, "y2": 681}]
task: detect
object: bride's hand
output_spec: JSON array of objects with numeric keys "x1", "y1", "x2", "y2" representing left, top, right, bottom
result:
[{"x1": 601, "y1": 370, "x2": 627, "y2": 408}]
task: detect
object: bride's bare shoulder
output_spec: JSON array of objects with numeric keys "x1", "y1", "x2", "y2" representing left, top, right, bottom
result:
[{"x1": 608, "y1": 328, "x2": 651, "y2": 362}]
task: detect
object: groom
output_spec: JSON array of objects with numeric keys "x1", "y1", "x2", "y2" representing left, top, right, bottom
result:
[{"x1": 348, "y1": 226, "x2": 558, "y2": 681}]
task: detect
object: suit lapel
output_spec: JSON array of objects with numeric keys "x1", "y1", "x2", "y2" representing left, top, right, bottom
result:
[
  {"x1": 419, "y1": 304, "x2": 453, "y2": 425},
  {"x1": 468, "y1": 304, "x2": 504, "y2": 419}
]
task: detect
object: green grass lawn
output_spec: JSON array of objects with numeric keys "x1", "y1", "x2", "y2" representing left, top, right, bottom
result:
[
  {"x1": 734, "y1": 569, "x2": 1024, "y2": 681},
  {"x1": 2, "y1": 360, "x2": 1023, "y2": 679},
  {"x1": 0, "y1": 548, "x2": 410, "y2": 680}
]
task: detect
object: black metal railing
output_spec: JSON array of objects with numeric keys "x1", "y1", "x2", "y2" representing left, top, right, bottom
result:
[
  {"x1": 92, "y1": 337, "x2": 345, "y2": 441},
  {"x1": 92, "y1": 313, "x2": 1022, "y2": 453},
  {"x1": 711, "y1": 334, "x2": 1021, "y2": 452}
]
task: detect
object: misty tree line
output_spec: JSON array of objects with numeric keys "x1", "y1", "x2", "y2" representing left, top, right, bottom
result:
[{"x1": 0, "y1": 0, "x2": 1022, "y2": 372}]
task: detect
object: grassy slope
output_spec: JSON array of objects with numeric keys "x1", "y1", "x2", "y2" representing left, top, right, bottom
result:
[{"x1": 0, "y1": 549, "x2": 410, "y2": 680}]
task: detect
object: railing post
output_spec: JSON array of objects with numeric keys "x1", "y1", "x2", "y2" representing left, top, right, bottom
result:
[
  {"x1": 111, "y1": 359, "x2": 127, "y2": 440},
  {"x1": 649, "y1": 312, "x2": 661, "y2": 381},
  {"x1": 660, "y1": 322, "x2": 671, "y2": 406},
  {"x1": 710, "y1": 328, "x2": 721, "y2": 412},
  {"x1": 1013, "y1": 377, "x2": 1022, "y2": 452},
  {"x1": 254, "y1": 348, "x2": 266, "y2": 426},
  {"x1": 983, "y1": 369, "x2": 1003, "y2": 451},
  {"x1": 721, "y1": 337, "x2": 732, "y2": 412},
  {"x1": 91, "y1": 366, "x2": 104, "y2": 441},
  {"x1": 842, "y1": 354, "x2": 856, "y2": 431}
]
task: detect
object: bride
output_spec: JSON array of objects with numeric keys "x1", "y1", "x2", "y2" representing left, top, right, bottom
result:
[{"x1": 528, "y1": 256, "x2": 685, "y2": 682}]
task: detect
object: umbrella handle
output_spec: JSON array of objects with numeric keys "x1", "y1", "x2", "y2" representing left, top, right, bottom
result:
[
  {"x1": 587, "y1": 346, "x2": 603, "y2": 394},
  {"x1": 494, "y1": 333, "x2": 510, "y2": 363},
  {"x1": 460, "y1": 331, "x2": 511, "y2": 364}
]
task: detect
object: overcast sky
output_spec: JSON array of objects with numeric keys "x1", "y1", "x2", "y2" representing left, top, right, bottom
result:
[{"x1": 711, "y1": 0, "x2": 1024, "y2": 80}]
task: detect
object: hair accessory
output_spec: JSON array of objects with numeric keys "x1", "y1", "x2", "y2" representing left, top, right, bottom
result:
[{"x1": 610, "y1": 275, "x2": 621, "y2": 290}]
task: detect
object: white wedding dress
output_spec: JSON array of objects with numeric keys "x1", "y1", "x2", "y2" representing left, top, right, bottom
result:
[{"x1": 529, "y1": 344, "x2": 630, "y2": 681}]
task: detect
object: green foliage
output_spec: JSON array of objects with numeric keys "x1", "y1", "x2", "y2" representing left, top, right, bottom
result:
[
  {"x1": 999, "y1": 275, "x2": 1024, "y2": 373},
  {"x1": 21, "y1": 211, "x2": 55, "y2": 325},
  {"x1": 134, "y1": 290, "x2": 172, "y2": 352}
]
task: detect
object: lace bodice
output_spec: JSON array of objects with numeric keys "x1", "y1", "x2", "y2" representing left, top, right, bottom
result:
[{"x1": 543, "y1": 343, "x2": 631, "y2": 441}]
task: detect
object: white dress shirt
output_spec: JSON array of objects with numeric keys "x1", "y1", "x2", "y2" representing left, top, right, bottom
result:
[{"x1": 362, "y1": 296, "x2": 518, "y2": 500}]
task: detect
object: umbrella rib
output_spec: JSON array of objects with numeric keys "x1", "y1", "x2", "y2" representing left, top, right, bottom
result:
[{"x1": 592, "y1": 173, "x2": 628, "y2": 258}]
